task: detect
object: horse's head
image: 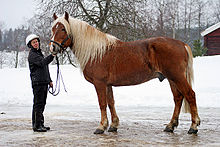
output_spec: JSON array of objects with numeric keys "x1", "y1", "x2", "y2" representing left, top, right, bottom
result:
[{"x1": 50, "y1": 12, "x2": 72, "y2": 54}]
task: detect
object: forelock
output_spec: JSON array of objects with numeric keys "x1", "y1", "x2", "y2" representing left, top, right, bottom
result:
[{"x1": 52, "y1": 17, "x2": 71, "y2": 35}]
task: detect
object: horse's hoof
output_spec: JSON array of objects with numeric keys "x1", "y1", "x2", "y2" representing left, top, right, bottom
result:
[
  {"x1": 188, "y1": 128, "x2": 198, "y2": 134},
  {"x1": 94, "y1": 129, "x2": 104, "y2": 134},
  {"x1": 164, "y1": 127, "x2": 174, "y2": 133},
  {"x1": 108, "y1": 127, "x2": 117, "y2": 132}
]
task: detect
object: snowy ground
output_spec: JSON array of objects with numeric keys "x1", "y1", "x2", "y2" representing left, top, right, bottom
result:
[
  {"x1": 0, "y1": 106, "x2": 220, "y2": 146},
  {"x1": 0, "y1": 55, "x2": 220, "y2": 146}
]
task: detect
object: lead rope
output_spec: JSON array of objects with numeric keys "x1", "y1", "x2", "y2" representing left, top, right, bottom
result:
[{"x1": 49, "y1": 56, "x2": 67, "y2": 96}]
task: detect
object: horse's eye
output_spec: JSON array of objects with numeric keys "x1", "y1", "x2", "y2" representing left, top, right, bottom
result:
[{"x1": 62, "y1": 28, "x2": 66, "y2": 32}]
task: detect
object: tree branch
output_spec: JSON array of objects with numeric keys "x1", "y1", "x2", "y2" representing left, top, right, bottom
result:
[{"x1": 77, "y1": 0, "x2": 98, "y2": 26}]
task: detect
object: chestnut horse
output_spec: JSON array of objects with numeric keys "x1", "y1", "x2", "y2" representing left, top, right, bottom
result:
[{"x1": 50, "y1": 12, "x2": 200, "y2": 134}]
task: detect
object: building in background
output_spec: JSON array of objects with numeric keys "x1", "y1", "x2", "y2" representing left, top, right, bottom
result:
[{"x1": 201, "y1": 22, "x2": 220, "y2": 56}]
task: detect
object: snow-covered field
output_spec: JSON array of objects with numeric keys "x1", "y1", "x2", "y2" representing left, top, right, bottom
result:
[{"x1": 0, "y1": 55, "x2": 219, "y2": 108}]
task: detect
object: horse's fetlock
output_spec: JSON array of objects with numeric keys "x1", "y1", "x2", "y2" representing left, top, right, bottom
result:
[
  {"x1": 167, "y1": 123, "x2": 173, "y2": 129},
  {"x1": 103, "y1": 119, "x2": 109, "y2": 130},
  {"x1": 173, "y1": 119, "x2": 179, "y2": 128},
  {"x1": 113, "y1": 117, "x2": 119, "y2": 123},
  {"x1": 111, "y1": 117, "x2": 119, "y2": 128},
  {"x1": 164, "y1": 124, "x2": 174, "y2": 133},
  {"x1": 196, "y1": 116, "x2": 201, "y2": 126}
]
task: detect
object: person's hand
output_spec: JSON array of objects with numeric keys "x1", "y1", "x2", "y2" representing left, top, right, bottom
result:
[
  {"x1": 51, "y1": 53, "x2": 57, "y2": 56},
  {"x1": 49, "y1": 82, "x2": 53, "y2": 88},
  {"x1": 50, "y1": 46, "x2": 57, "y2": 56}
]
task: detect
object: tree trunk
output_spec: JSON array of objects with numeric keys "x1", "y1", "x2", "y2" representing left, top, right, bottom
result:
[{"x1": 15, "y1": 50, "x2": 19, "y2": 68}]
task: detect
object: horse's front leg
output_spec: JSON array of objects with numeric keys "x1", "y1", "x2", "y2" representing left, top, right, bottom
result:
[
  {"x1": 107, "y1": 86, "x2": 119, "y2": 132},
  {"x1": 93, "y1": 82, "x2": 109, "y2": 134}
]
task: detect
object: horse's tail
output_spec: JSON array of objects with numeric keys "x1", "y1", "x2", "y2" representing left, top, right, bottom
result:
[{"x1": 182, "y1": 44, "x2": 194, "y2": 113}]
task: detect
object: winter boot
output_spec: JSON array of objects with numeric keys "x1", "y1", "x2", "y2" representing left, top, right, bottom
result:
[
  {"x1": 33, "y1": 112, "x2": 47, "y2": 132},
  {"x1": 41, "y1": 115, "x2": 50, "y2": 130},
  {"x1": 33, "y1": 125, "x2": 47, "y2": 132},
  {"x1": 42, "y1": 125, "x2": 50, "y2": 130}
]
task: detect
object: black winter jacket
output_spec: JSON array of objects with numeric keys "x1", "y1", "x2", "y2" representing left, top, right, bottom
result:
[{"x1": 28, "y1": 48, "x2": 54, "y2": 86}]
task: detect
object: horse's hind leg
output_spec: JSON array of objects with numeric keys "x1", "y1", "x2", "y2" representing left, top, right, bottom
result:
[
  {"x1": 173, "y1": 78, "x2": 200, "y2": 134},
  {"x1": 93, "y1": 82, "x2": 109, "y2": 134},
  {"x1": 164, "y1": 80, "x2": 184, "y2": 133},
  {"x1": 106, "y1": 86, "x2": 119, "y2": 132}
]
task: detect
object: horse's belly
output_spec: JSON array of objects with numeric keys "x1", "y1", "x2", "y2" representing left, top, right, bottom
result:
[{"x1": 110, "y1": 70, "x2": 154, "y2": 86}]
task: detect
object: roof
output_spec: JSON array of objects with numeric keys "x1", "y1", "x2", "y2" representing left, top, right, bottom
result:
[{"x1": 201, "y1": 22, "x2": 220, "y2": 36}]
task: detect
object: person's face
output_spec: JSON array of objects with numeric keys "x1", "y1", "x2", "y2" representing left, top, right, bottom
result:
[{"x1": 31, "y1": 39, "x2": 39, "y2": 49}]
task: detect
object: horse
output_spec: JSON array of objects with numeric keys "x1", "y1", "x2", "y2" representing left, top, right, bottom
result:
[{"x1": 50, "y1": 12, "x2": 200, "y2": 134}]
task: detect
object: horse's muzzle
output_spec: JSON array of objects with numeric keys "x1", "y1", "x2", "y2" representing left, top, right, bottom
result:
[{"x1": 50, "y1": 43, "x2": 60, "y2": 55}]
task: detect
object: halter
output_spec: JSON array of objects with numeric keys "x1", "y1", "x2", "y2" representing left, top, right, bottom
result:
[{"x1": 50, "y1": 34, "x2": 72, "y2": 53}]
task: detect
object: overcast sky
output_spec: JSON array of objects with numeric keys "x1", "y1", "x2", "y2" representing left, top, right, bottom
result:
[{"x1": 0, "y1": 0, "x2": 37, "y2": 29}]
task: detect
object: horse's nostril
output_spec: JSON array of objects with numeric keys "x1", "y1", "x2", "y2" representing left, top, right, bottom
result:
[{"x1": 50, "y1": 44, "x2": 55, "y2": 53}]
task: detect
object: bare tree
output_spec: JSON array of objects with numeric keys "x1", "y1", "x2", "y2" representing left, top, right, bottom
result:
[
  {"x1": 177, "y1": 0, "x2": 195, "y2": 43},
  {"x1": 36, "y1": 0, "x2": 149, "y2": 40},
  {"x1": 0, "y1": 21, "x2": 5, "y2": 51},
  {"x1": 194, "y1": 0, "x2": 207, "y2": 39},
  {"x1": 167, "y1": 0, "x2": 181, "y2": 39},
  {"x1": 11, "y1": 26, "x2": 30, "y2": 68},
  {"x1": 0, "y1": 52, "x2": 4, "y2": 68},
  {"x1": 212, "y1": 0, "x2": 220, "y2": 23},
  {"x1": 153, "y1": 0, "x2": 170, "y2": 37}
]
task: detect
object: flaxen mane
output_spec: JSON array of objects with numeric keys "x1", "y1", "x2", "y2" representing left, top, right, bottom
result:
[{"x1": 52, "y1": 16, "x2": 119, "y2": 70}]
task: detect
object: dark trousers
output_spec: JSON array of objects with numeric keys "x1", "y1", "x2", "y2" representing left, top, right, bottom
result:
[{"x1": 32, "y1": 84, "x2": 48, "y2": 128}]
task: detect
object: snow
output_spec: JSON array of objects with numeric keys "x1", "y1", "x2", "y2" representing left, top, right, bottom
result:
[{"x1": 0, "y1": 55, "x2": 220, "y2": 108}]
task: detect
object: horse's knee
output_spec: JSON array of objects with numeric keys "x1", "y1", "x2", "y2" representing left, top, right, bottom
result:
[{"x1": 99, "y1": 103, "x2": 107, "y2": 110}]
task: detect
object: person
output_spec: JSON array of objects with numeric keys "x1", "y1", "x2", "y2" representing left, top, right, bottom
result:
[{"x1": 26, "y1": 34, "x2": 56, "y2": 132}]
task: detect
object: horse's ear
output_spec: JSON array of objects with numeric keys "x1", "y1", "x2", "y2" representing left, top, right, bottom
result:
[
  {"x1": 53, "y1": 13, "x2": 58, "y2": 20},
  {"x1": 64, "y1": 11, "x2": 69, "y2": 23}
]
